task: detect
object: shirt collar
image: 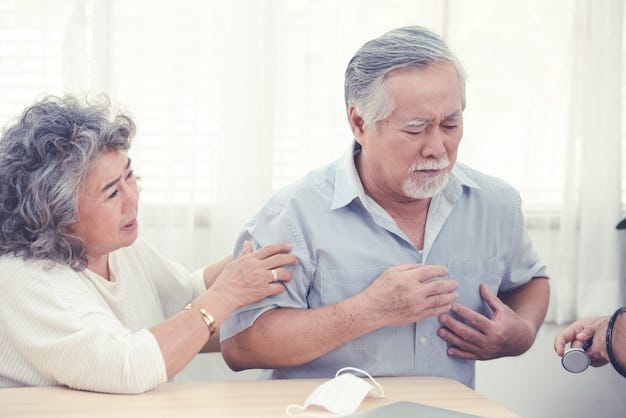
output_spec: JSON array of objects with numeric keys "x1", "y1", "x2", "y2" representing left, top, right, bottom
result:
[
  {"x1": 442, "y1": 161, "x2": 480, "y2": 203},
  {"x1": 331, "y1": 142, "x2": 365, "y2": 210},
  {"x1": 331, "y1": 141, "x2": 481, "y2": 211}
]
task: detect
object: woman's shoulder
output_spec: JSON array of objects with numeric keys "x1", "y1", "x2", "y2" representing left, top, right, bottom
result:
[
  {"x1": 0, "y1": 253, "x2": 84, "y2": 307},
  {"x1": 0, "y1": 253, "x2": 71, "y2": 278}
]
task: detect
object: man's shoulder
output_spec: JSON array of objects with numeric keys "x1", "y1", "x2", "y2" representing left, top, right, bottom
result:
[
  {"x1": 455, "y1": 162, "x2": 520, "y2": 197},
  {"x1": 262, "y1": 161, "x2": 339, "y2": 214}
]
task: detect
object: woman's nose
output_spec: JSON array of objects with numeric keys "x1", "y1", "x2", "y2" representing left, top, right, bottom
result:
[{"x1": 121, "y1": 180, "x2": 139, "y2": 212}]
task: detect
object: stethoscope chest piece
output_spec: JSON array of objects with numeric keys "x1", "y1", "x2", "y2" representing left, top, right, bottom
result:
[{"x1": 562, "y1": 347, "x2": 591, "y2": 373}]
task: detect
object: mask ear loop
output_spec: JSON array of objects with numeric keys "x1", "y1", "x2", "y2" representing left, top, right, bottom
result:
[{"x1": 335, "y1": 366, "x2": 385, "y2": 398}]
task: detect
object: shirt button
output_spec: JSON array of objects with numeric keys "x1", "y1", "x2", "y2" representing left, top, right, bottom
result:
[{"x1": 420, "y1": 337, "x2": 428, "y2": 345}]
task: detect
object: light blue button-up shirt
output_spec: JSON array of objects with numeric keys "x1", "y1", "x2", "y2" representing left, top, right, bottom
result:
[{"x1": 221, "y1": 142, "x2": 547, "y2": 388}]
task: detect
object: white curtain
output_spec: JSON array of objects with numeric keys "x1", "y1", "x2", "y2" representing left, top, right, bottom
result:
[
  {"x1": 0, "y1": 0, "x2": 624, "y2": 323},
  {"x1": 551, "y1": 0, "x2": 624, "y2": 322}
]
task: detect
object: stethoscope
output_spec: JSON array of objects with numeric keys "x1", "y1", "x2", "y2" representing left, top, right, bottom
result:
[{"x1": 561, "y1": 339, "x2": 593, "y2": 373}]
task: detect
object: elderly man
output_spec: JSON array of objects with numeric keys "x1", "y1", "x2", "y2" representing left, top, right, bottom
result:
[{"x1": 220, "y1": 26, "x2": 549, "y2": 388}]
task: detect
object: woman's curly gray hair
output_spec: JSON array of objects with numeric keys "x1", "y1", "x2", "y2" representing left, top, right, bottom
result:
[{"x1": 0, "y1": 95, "x2": 135, "y2": 271}]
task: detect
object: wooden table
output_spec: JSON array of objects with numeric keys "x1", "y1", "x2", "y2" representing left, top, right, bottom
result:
[{"x1": 0, "y1": 376, "x2": 519, "y2": 417}]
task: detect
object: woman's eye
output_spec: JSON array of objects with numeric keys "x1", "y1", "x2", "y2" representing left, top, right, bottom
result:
[
  {"x1": 126, "y1": 169, "x2": 134, "y2": 179},
  {"x1": 108, "y1": 190, "x2": 119, "y2": 199}
]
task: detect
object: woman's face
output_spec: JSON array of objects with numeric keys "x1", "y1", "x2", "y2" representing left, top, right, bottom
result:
[{"x1": 73, "y1": 150, "x2": 139, "y2": 261}]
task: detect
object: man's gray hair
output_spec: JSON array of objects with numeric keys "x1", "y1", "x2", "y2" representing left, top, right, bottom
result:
[
  {"x1": 0, "y1": 95, "x2": 135, "y2": 271},
  {"x1": 344, "y1": 26, "x2": 466, "y2": 125}
]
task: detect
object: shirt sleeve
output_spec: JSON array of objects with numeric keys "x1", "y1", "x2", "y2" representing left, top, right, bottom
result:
[
  {"x1": 0, "y1": 259, "x2": 167, "y2": 394},
  {"x1": 499, "y1": 191, "x2": 549, "y2": 292},
  {"x1": 220, "y1": 203, "x2": 313, "y2": 342}
]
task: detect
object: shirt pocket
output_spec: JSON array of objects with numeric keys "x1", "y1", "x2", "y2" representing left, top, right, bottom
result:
[
  {"x1": 446, "y1": 256, "x2": 503, "y2": 317},
  {"x1": 318, "y1": 266, "x2": 390, "y2": 306}
]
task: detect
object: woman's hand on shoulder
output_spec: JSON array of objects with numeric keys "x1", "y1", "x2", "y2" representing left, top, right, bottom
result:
[{"x1": 209, "y1": 241, "x2": 298, "y2": 309}]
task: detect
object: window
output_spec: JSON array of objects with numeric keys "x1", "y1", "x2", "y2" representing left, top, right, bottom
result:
[{"x1": 1, "y1": 0, "x2": 624, "y2": 226}]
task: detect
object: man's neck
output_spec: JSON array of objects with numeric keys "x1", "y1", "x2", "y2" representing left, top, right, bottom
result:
[
  {"x1": 355, "y1": 153, "x2": 432, "y2": 249},
  {"x1": 361, "y1": 180, "x2": 431, "y2": 249}
]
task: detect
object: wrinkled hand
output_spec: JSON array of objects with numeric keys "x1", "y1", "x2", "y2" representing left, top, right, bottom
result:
[
  {"x1": 211, "y1": 241, "x2": 298, "y2": 309},
  {"x1": 554, "y1": 316, "x2": 610, "y2": 367},
  {"x1": 362, "y1": 264, "x2": 457, "y2": 327},
  {"x1": 437, "y1": 283, "x2": 535, "y2": 360}
]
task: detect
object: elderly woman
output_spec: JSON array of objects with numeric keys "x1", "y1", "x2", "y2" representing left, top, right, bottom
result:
[{"x1": 0, "y1": 96, "x2": 297, "y2": 394}]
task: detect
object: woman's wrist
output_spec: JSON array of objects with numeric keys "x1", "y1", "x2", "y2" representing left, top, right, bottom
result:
[
  {"x1": 193, "y1": 286, "x2": 239, "y2": 326},
  {"x1": 183, "y1": 303, "x2": 217, "y2": 337},
  {"x1": 606, "y1": 307, "x2": 626, "y2": 378}
]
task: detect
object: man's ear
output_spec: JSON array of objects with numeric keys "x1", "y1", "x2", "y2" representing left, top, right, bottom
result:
[{"x1": 348, "y1": 104, "x2": 366, "y2": 139}]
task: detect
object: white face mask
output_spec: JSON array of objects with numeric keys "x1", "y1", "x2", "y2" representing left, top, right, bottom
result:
[{"x1": 285, "y1": 367, "x2": 385, "y2": 417}]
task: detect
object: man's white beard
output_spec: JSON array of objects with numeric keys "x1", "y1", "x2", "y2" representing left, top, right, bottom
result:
[{"x1": 402, "y1": 159, "x2": 450, "y2": 199}]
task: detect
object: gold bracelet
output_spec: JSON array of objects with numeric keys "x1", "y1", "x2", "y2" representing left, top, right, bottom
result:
[
  {"x1": 183, "y1": 304, "x2": 216, "y2": 337},
  {"x1": 199, "y1": 308, "x2": 217, "y2": 337}
]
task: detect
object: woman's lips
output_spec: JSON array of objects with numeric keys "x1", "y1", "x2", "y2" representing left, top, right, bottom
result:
[{"x1": 122, "y1": 219, "x2": 137, "y2": 231}]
